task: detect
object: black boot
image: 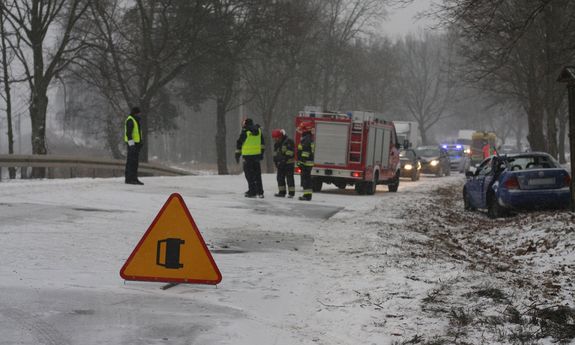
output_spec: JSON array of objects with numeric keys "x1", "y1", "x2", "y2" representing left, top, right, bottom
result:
[
  {"x1": 274, "y1": 193, "x2": 286, "y2": 197},
  {"x1": 298, "y1": 195, "x2": 311, "y2": 201}
]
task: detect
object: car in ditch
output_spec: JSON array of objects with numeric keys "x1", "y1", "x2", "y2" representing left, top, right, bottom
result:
[
  {"x1": 463, "y1": 152, "x2": 571, "y2": 218},
  {"x1": 415, "y1": 146, "x2": 451, "y2": 177},
  {"x1": 399, "y1": 149, "x2": 421, "y2": 181}
]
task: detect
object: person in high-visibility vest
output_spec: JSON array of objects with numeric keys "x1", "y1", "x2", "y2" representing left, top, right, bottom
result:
[
  {"x1": 297, "y1": 121, "x2": 315, "y2": 201},
  {"x1": 124, "y1": 107, "x2": 144, "y2": 185},
  {"x1": 272, "y1": 129, "x2": 295, "y2": 198},
  {"x1": 235, "y1": 118, "x2": 265, "y2": 198}
]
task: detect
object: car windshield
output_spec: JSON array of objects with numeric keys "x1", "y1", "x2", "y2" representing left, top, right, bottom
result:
[
  {"x1": 416, "y1": 148, "x2": 439, "y2": 157},
  {"x1": 447, "y1": 149, "x2": 463, "y2": 157},
  {"x1": 506, "y1": 155, "x2": 561, "y2": 170}
]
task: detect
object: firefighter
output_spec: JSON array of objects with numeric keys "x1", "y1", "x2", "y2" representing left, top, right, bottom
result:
[
  {"x1": 297, "y1": 121, "x2": 315, "y2": 201},
  {"x1": 235, "y1": 118, "x2": 265, "y2": 198},
  {"x1": 124, "y1": 106, "x2": 144, "y2": 185},
  {"x1": 482, "y1": 140, "x2": 497, "y2": 159},
  {"x1": 272, "y1": 129, "x2": 295, "y2": 198}
]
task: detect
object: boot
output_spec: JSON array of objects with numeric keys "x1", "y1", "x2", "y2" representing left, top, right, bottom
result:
[
  {"x1": 298, "y1": 195, "x2": 311, "y2": 201},
  {"x1": 274, "y1": 193, "x2": 286, "y2": 197}
]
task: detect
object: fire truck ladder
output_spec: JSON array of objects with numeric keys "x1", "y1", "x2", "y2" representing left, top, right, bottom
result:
[{"x1": 349, "y1": 122, "x2": 363, "y2": 163}]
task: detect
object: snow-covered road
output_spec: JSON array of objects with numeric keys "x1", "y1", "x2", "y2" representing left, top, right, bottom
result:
[{"x1": 1, "y1": 173, "x2": 573, "y2": 345}]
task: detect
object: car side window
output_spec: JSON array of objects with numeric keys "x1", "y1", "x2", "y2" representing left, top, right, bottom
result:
[{"x1": 476, "y1": 158, "x2": 493, "y2": 176}]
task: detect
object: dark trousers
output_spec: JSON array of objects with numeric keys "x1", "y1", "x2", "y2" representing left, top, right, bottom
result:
[
  {"x1": 243, "y1": 156, "x2": 263, "y2": 195},
  {"x1": 300, "y1": 165, "x2": 312, "y2": 198},
  {"x1": 276, "y1": 163, "x2": 295, "y2": 196},
  {"x1": 125, "y1": 144, "x2": 141, "y2": 182}
]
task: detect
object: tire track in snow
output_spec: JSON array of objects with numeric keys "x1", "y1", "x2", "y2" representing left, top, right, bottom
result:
[{"x1": 0, "y1": 308, "x2": 71, "y2": 345}]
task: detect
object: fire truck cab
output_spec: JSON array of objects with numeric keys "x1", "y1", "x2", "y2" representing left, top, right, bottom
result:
[{"x1": 295, "y1": 108, "x2": 401, "y2": 195}]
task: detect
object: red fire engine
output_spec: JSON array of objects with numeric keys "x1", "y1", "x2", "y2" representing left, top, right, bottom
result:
[{"x1": 294, "y1": 107, "x2": 401, "y2": 195}]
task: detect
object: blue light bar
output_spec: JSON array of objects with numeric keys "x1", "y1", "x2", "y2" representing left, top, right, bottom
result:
[
  {"x1": 442, "y1": 145, "x2": 447, "y2": 149},
  {"x1": 456, "y1": 145, "x2": 462, "y2": 149}
]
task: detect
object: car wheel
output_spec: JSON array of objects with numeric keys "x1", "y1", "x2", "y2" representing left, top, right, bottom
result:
[
  {"x1": 335, "y1": 181, "x2": 347, "y2": 189},
  {"x1": 487, "y1": 194, "x2": 504, "y2": 219}
]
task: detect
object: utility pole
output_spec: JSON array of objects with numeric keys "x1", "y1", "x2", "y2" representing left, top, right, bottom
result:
[{"x1": 557, "y1": 66, "x2": 575, "y2": 211}]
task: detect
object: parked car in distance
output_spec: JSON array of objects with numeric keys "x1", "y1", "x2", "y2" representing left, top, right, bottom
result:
[
  {"x1": 463, "y1": 152, "x2": 571, "y2": 218},
  {"x1": 442, "y1": 144, "x2": 468, "y2": 171},
  {"x1": 416, "y1": 146, "x2": 451, "y2": 177},
  {"x1": 399, "y1": 149, "x2": 421, "y2": 181}
]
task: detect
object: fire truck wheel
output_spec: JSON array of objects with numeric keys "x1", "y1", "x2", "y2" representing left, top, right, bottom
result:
[
  {"x1": 355, "y1": 182, "x2": 367, "y2": 195},
  {"x1": 366, "y1": 172, "x2": 378, "y2": 195},
  {"x1": 388, "y1": 171, "x2": 400, "y2": 192},
  {"x1": 312, "y1": 178, "x2": 323, "y2": 192}
]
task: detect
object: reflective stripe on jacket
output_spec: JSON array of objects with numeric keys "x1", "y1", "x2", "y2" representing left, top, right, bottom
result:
[{"x1": 298, "y1": 133, "x2": 314, "y2": 167}]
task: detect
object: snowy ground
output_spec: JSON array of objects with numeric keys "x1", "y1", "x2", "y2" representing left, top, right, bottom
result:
[{"x1": 0, "y1": 172, "x2": 573, "y2": 345}]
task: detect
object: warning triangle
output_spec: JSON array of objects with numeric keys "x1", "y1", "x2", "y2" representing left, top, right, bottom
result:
[{"x1": 120, "y1": 193, "x2": 222, "y2": 285}]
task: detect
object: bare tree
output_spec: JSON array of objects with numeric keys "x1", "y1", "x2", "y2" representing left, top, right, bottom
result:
[
  {"x1": 243, "y1": 0, "x2": 320, "y2": 172},
  {"x1": 0, "y1": 7, "x2": 17, "y2": 178},
  {"x1": 80, "y1": 0, "x2": 219, "y2": 162},
  {"x1": 1, "y1": 0, "x2": 90, "y2": 177},
  {"x1": 397, "y1": 32, "x2": 456, "y2": 145}
]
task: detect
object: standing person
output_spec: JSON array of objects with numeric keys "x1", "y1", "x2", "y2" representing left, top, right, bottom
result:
[
  {"x1": 235, "y1": 118, "x2": 265, "y2": 198},
  {"x1": 272, "y1": 129, "x2": 295, "y2": 198},
  {"x1": 482, "y1": 140, "x2": 496, "y2": 159},
  {"x1": 124, "y1": 107, "x2": 144, "y2": 185},
  {"x1": 297, "y1": 122, "x2": 314, "y2": 201}
]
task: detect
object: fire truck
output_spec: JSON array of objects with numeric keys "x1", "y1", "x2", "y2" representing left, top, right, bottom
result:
[{"x1": 294, "y1": 107, "x2": 401, "y2": 195}]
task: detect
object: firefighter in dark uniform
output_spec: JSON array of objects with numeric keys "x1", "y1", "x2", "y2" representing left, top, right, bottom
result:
[
  {"x1": 124, "y1": 107, "x2": 144, "y2": 185},
  {"x1": 272, "y1": 129, "x2": 295, "y2": 198},
  {"x1": 297, "y1": 121, "x2": 315, "y2": 201},
  {"x1": 235, "y1": 118, "x2": 265, "y2": 198}
]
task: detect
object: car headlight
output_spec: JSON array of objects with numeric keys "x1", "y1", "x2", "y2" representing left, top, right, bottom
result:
[
  {"x1": 430, "y1": 160, "x2": 439, "y2": 166},
  {"x1": 404, "y1": 164, "x2": 413, "y2": 170}
]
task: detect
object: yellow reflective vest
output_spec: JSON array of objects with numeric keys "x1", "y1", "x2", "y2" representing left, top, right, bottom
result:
[
  {"x1": 241, "y1": 128, "x2": 262, "y2": 156},
  {"x1": 124, "y1": 115, "x2": 141, "y2": 143}
]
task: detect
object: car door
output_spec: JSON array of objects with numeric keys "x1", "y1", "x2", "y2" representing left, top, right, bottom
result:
[{"x1": 468, "y1": 158, "x2": 492, "y2": 207}]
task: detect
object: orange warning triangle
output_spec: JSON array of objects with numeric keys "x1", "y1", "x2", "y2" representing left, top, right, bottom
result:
[{"x1": 120, "y1": 193, "x2": 222, "y2": 285}]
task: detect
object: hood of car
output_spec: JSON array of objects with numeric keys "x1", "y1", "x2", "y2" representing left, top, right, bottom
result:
[{"x1": 420, "y1": 156, "x2": 440, "y2": 163}]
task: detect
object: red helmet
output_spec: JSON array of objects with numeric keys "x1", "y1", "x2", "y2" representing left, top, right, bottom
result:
[
  {"x1": 297, "y1": 121, "x2": 314, "y2": 133},
  {"x1": 271, "y1": 129, "x2": 285, "y2": 139}
]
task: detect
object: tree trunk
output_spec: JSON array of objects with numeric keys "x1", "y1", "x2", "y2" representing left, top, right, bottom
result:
[
  {"x1": 546, "y1": 107, "x2": 558, "y2": 158},
  {"x1": 0, "y1": 10, "x2": 15, "y2": 178},
  {"x1": 29, "y1": 87, "x2": 49, "y2": 178},
  {"x1": 262, "y1": 112, "x2": 273, "y2": 173},
  {"x1": 526, "y1": 99, "x2": 546, "y2": 152},
  {"x1": 215, "y1": 97, "x2": 229, "y2": 175},
  {"x1": 139, "y1": 100, "x2": 151, "y2": 163},
  {"x1": 558, "y1": 115, "x2": 567, "y2": 163},
  {"x1": 105, "y1": 111, "x2": 123, "y2": 159}
]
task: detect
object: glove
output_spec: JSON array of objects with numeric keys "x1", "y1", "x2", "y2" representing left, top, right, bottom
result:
[
  {"x1": 235, "y1": 152, "x2": 241, "y2": 163},
  {"x1": 127, "y1": 140, "x2": 135, "y2": 147}
]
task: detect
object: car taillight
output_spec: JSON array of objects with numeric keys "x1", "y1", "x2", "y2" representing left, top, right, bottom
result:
[
  {"x1": 295, "y1": 166, "x2": 301, "y2": 174},
  {"x1": 351, "y1": 171, "x2": 362, "y2": 178},
  {"x1": 503, "y1": 176, "x2": 520, "y2": 189},
  {"x1": 564, "y1": 174, "x2": 571, "y2": 187}
]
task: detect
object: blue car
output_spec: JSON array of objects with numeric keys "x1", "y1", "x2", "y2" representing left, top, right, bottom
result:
[{"x1": 463, "y1": 152, "x2": 571, "y2": 218}]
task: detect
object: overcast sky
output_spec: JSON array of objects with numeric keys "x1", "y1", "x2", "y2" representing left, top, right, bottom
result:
[{"x1": 379, "y1": 0, "x2": 439, "y2": 38}]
